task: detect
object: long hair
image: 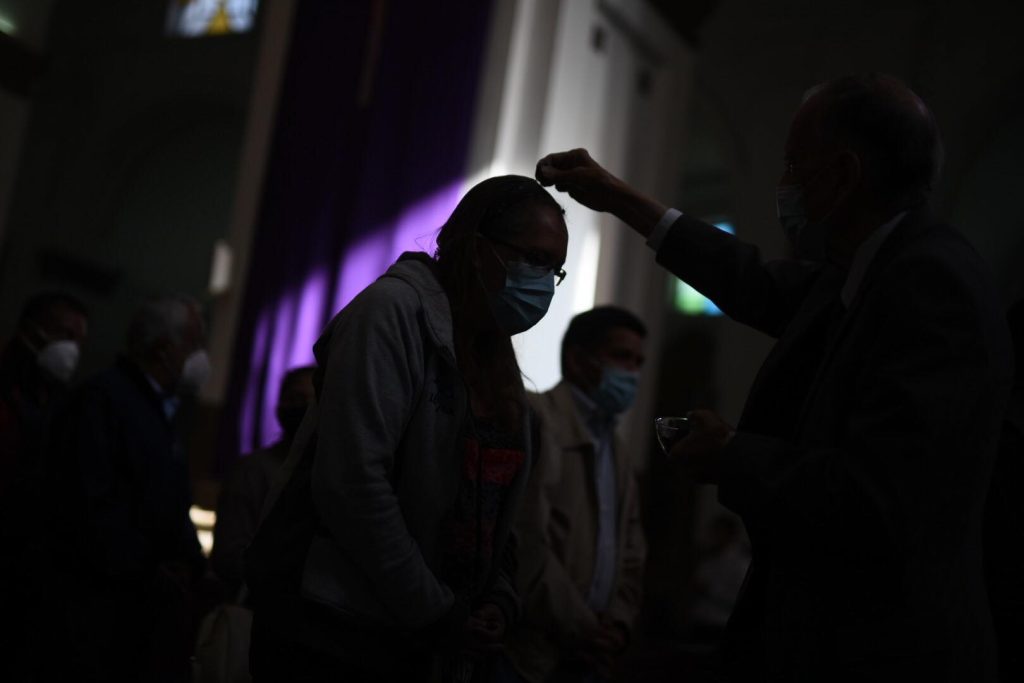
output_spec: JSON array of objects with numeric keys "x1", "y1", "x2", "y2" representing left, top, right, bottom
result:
[{"x1": 434, "y1": 175, "x2": 562, "y2": 429}]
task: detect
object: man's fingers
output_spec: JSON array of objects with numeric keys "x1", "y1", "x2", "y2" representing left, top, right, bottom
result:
[
  {"x1": 687, "y1": 408, "x2": 725, "y2": 432},
  {"x1": 536, "y1": 148, "x2": 597, "y2": 183},
  {"x1": 539, "y1": 148, "x2": 592, "y2": 169},
  {"x1": 687, "y1": 408, "x2": 709, "y2": 426},
  {"x1": 536, "y1": 162, "x2": 568, "y2": 186},
  {"x1": 466, "y1": 624, "x2": 505, "y2": 651},
  {"x1": 535, "y1": 154, "x2": 572, "y2": 183}
]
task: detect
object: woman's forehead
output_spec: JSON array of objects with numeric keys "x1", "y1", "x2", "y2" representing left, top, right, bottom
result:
[{"x1": 510, "y1": 203, "x2": 566, "y2": 238}]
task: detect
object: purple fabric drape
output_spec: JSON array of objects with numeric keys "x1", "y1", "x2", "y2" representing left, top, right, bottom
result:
[{"x1": 220, "y1": 0, "x2": 495, "y2": 463}]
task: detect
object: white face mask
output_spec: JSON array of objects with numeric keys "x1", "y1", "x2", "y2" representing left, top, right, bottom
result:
[
  {"x1": 37, "y1": 340, "x2": 80, "y2": 384},
  {"x1": 177, "y1": 349, "x2": 211, "y2": 395}
]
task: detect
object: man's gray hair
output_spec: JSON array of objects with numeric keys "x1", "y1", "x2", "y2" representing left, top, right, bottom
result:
[{"x1": 126, "y1": 294, "x2": 201, "y2": 359}]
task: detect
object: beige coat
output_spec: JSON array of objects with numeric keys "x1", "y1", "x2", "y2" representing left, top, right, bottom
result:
[{"x1": 507, "y1": 381, "x2": 647, "y2": 682}]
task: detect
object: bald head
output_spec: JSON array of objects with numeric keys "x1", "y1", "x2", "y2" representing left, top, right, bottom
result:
[{"x1": 796, "y1": 74, "x2": 943, "y2": 211}]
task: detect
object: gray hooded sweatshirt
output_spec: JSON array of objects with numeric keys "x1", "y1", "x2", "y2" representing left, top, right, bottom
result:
[{"x1": 275, "y1": 254, "x2": 528, "y2": 637}]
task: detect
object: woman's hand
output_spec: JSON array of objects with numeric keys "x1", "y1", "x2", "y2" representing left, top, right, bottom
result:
[
  {"x1": 466, "y1": 602, "x2": 505, "y2": 651},
  {"x1": 464, "y1": 603, "x2": 506, "y2": 656}
]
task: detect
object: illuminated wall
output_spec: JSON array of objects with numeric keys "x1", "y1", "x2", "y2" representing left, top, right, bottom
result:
[{"x1": 476, "y1": 0, "x2": 692, "y2": 403}]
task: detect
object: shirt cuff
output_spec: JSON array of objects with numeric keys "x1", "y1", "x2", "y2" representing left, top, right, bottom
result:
[{"x1": 646, "y1": 208, "x2": 682, "y2": 252}]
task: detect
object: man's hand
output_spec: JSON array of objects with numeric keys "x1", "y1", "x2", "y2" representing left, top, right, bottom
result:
[
  {"x1": 669, "y1": 409, "x2": 735, "y2": 484},
  {"x1": 536, "y1": 149, "x2": 622, "y2": 213},
  {"x1": 595, "y1": 614, "x2": 628, "y2": 653},
  {"x1": 575, "y1": 625, "x2": 613, "y2": 680},
  {"x1": 536, "y1": 149, "x2": 667, "y2": 237},
  {"x1": 574, "y1": 616, "x2": 627, "y2": 680}
]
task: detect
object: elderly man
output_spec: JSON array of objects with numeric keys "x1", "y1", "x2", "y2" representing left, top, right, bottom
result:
[
  {"x1": 46, "y1": 294, "x2": 211, "y2": 682},
  {"x1": 537, "y1": 75, "x2": 1012, "y2": 681}
]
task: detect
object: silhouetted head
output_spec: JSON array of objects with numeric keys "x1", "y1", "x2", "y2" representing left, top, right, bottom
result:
[
  {"x1": 276, "y1": 365, "x2": 315, "y2": 440},
  {"x1": 434, "y1": 176, "x2": 567, "y2": 426},
  {"x1": 561, "y1": 306, "x2": 647, "y2": 413},
  {"x1": 126, "y1": 294, "x2": 209, "y2": 395},
  {"x1": 435, "y1": 175, "x2": 567, "y2": 336},
  {"x1": 15, "y1": 291, "x2": 89, "y2": 384},
  {"x1": 780, "y1": 74, "x2": 943, "y2": 264}
]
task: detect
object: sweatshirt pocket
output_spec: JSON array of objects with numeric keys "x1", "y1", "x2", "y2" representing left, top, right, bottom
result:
[{"x1": 300, "y1": 533, "x2": 397, "y2": 630}]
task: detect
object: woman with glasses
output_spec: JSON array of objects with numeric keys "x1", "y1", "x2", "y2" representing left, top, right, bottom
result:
[{"x1": 248, "y1": 175, "x2": 568, "y2": 682}]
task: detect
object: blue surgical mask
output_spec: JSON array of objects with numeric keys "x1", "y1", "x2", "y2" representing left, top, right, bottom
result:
[
  {"x1": 592, "y1": 365, "x2": 640, "y2": 415},
  {"x1": 776, "y1": 184, "x2": 807, "y2": 246},
  {"x1": 488, "y1": 260, "x2": 555, "y2": 335},
  {"x1": 778, "y1": 183, "x2": 832, "y2": 260}
]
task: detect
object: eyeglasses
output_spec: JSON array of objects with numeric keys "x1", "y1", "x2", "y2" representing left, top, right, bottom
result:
[{"x1": 485, "y1": 235, "x2": 567, "y2": 286}]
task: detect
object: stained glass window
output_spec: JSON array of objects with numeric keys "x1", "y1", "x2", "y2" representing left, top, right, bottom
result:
[
  {"x1": 674, "y1": 221, "x2": 734, "y2": 316},
  {"x1": 166, "y1": 0, "x2": 259, "y2": 38}
]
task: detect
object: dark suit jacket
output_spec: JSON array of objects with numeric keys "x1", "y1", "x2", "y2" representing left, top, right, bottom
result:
[
  {"x1": 48, "y1": 357, "x2": 203, "y2": 583},
  {"x1": 657, "y1": 209, "x2": 1013, "y2": 682}
]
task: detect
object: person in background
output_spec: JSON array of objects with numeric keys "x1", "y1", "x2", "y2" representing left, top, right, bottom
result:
[
  {"x1": 245, "y1": 175, "x2": 568, "y2": 682},
  {"x1": 0, "y1": 290, "x2": 89, "y2": 499},
  {"x1": 211, "y1": 365, "x2": 316, "y2": 592},
  {"x1": 537, "y1": 74, "x2": 1012, "y2": 681},
  {"x1": 194, "y1": 368, "x2": 316, "y2": 683},
  {"x1": 45, "y1": 294, "x2": 211, "y2": 682},
  {"x1": 0, "y1": 290, "x2": 88, "y2": 682},
  {"x1": 502, "y1": 306, "x2": 648, "y2": 683}
]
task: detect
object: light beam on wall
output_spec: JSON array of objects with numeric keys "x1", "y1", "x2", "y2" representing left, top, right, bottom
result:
[{"x1": 239, "y1": 180, "x2": 465, "y2": 453}]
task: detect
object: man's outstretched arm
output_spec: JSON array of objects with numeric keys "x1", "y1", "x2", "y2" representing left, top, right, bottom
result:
[
  {"x1": 536, "y1": 148, "x2": 666, "y2": 239},
  {"x1": 536, "y1": 148, "x2": 821, "y2": 337}
]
